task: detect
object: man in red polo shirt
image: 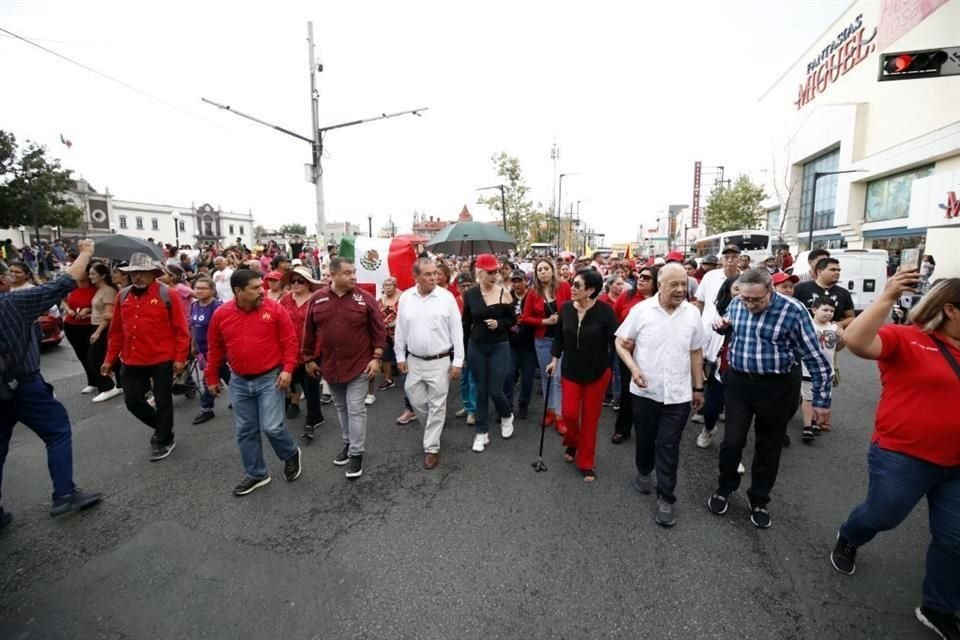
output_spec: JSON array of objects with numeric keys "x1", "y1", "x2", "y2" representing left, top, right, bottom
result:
[
  {"x1": 304, "y1": 257, "x2": 386, "y2": 479},
  {"x1": 206, "y1": 268, "x2": 302, "y2": 497},
  {"x1": 102, "y1": 253, "x2": 190, "y2": 462}
]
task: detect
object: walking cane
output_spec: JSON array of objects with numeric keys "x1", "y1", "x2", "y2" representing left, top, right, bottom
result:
[{"x1": 531, "y1": 371, "x2": 552, "y2": 472}]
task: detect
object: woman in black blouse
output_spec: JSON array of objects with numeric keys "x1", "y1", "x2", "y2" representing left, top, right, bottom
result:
[
  {"x1": 462, "y1": 254, "x2": 517, "y2": 453},
  {"x1": 546, "y1": 269, "x2": 618, "y2": 481}
]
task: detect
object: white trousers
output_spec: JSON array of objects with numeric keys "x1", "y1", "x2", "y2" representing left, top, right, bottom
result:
[{"x1": 404, "y1": 357, "x2": 451, "y2": 454}]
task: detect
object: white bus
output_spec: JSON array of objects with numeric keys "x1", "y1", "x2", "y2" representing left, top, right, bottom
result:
[{"x1": 693, "y1": 230, "x2": 774, "y2": 265}]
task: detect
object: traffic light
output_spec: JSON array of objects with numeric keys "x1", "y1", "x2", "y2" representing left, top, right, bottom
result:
[{"x1": 878, "y1": 47, "x2": 960, "y2": 81}]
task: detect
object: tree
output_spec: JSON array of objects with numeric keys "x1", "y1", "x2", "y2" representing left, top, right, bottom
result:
[
  {"x1": 279, "y1": 223, "x2": 307, "y2": 236},
  {"x1": 477, "y1": 152, "x2": 552, "y2": 253},
  {"x1": 704, "y1": 174, "x2": 767, "y2": 234},
  {"x1": 0, "y1": 130, "x2": 84, "y2": 239}
]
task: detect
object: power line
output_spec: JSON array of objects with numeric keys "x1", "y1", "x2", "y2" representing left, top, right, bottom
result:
[{"x1": 0, "y1": 25, "x2": 215, "y2": 124}]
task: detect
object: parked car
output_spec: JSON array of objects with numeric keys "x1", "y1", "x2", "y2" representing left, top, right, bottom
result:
[{"x1": 39, "y1": 305, "x2": 64, "y2": 347}]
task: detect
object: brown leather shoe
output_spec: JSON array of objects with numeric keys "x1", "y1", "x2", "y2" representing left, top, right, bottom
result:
[{"x1": 424, "y1": 452, "x2": 440, "y2": 469}]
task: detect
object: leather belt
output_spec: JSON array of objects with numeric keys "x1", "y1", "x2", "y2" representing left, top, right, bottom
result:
[
  {"x1": 730, "y1": 369, "x2": 793, "y2": 380},
  {"x1": 238, "y1": 366, "x2": 281, "y2": 380},
  {"x1": 408, "y1": 350, "x2": 453, "y2": 361}
]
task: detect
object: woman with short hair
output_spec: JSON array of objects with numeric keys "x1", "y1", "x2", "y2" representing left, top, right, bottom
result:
[{"x1": 830, "y1": 272, "x2": 960, "y2": 638}]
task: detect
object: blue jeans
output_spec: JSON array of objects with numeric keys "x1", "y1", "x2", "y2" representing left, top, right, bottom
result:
[
  {"x1": 228, "y1": 369, "x2": 299, "y2": 480},
  {"x1": 534, "y1": 338, "x2": 562, "y2": 414},
  {"x1": 460, "y1": 360, "x2": 477, "y2": 414},
  {"x1": 840, "y1": 443, "x2": 960, "y2": 612},
  {"x1": 0, "y1": 374, "x2": 76, "y2": 502},
  {"x1": 200, "y1": 363, "x2": 232, "y2": 411},
  {"x1": 468, "y1": 341, "x2": 512, "y2": 434},
  {"x1": 505, "y1": 345, "x2": 537, "y2": 410},
  {"x1": 605, "y1": 349, "x2": 621, "y2": 403}
]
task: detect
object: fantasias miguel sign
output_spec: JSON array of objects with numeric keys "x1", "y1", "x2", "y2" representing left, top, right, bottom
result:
[{"x1": 795, "y1": 14, "x2": 877, "y2": 110}]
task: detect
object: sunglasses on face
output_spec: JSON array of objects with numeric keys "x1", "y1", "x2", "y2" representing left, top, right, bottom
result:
[
  {"x1": 291, "y1": 278, "x2": 307, "y2": 285},
  {"x1": 638, "y1": 274, "x2": 653, "y2": 282}
]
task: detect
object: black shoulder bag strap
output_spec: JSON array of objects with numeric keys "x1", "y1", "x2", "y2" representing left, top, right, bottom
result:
[{"x1": 932, "y1": 337, "x2": 960, "y2": 383}]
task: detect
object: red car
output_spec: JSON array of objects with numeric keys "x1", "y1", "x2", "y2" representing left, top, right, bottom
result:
[{"x1": 39, "y1": 305, "x2": 64, "y2": 347}]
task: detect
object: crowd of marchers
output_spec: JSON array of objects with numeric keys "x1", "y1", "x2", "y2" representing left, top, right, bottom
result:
[{"x1": 0, "y1": 237, "x2": 958, "y2": 638}]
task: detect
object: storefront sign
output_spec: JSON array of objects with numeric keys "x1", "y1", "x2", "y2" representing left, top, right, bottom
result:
[
  {"x1": 908, "y1": 171, "x2": 960, "y2": 228},
  {"x1": 942, "y1": 191, "x2": 960, "y2": 220},
  {"x1": 794, "y1": 14, "x2": 878, "y2": 110}
]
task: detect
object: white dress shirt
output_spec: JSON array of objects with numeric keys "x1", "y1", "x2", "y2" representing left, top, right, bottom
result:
[
  {"x1": 213, "y1": 267, "x2": 235, "y2": 301},
  {"x1": 616, "y1": 296, "x2": 704, "y2": 405},
  {"x1": 394, "y1": 285, "x2": 465, "y2": 368}
]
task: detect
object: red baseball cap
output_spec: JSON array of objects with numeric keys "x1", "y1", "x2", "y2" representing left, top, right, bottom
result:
[
  {"x1": 475, "y1": 253, "x2": 499, "y2": 272},
  {"x1": 665, "y1": 250, "x2": 684, "y2": 263},
  {"x1": 772, "y1": 272, "x2": 799, "y2": 286},
  {"x1": 264, "y1": 270, "x2": 283, "y2": 281}
]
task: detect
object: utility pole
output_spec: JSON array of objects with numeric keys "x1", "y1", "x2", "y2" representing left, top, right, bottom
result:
[{"x1": 308, "y1": 22, "x2": 325, "y2": 242}]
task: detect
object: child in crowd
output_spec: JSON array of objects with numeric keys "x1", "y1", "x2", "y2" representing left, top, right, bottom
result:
[{"x1": 800, "y1": 296, "x2": 843, "y2": 442}]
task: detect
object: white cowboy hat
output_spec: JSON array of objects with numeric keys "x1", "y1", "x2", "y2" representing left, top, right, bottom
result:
[{"x1": 119, "y1": 252, "x2": 164, "y2": 273}]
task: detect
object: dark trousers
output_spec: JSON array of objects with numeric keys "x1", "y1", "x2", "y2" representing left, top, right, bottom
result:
[
  {"x1": 0, "y1": 374, "x2": 76, "y2": 503},
  {"x1": 702, "y1": 376, "x2": 725, "y2": 432},
  {"x1": 121, "y1": 361, "x2": 175, "y2": 446},
  {"x1": 840, "y1": 443, "x2": 960, "y2": 613},
  {"x1": 504, "y1": 345, "x2": 536, "y2": 410},
  {"x1": 614, "y1": 359, "x2": 635, "y2": 437},
  {"x1": 86, "y1": 331, "x2": 116, "y2": 393},
  {"x1": 718, "y1": 370, "x2": 801, "y2": 507},
  {"x1": 64, "y1": 323, "x2": 97, "y2": 387},
  {"x1": 633, "y1": 396, "x2": 691, "y2": 504},
  {"x1": 289, "y1": 364, "x2": 323, "y2": 425},
  {"x1": 468, "y1": 341, "x2": 512, "y2": 434}
]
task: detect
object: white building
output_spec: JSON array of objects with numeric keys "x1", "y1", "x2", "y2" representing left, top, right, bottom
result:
[{"x1": 757, "y1": 0, "x2": 960, "y2": 276}]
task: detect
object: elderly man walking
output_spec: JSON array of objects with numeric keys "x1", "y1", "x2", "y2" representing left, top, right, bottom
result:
[
  {"x1": 206, "y1": 269, "x2": 302, "y2": 496},
  {"x1": 707, "y1": 268, "x2": 832, "y2": 528},
  {"x1": 394, "y1": 258, "x2": 463, "y2": 469},
  {"x1": 303, "y1": 258, "x2": 386, "y2": 479},
  {"x1": 102, "y1": 253, "x2": 190, "y2": 462},
  {"x1": 616, "y1": 263, "x2": 705, "y2": 526}
]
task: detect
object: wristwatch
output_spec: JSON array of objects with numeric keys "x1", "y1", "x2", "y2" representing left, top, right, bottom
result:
[{"x1": 692, "y1": 387, "x2": 705, "y2": 392}]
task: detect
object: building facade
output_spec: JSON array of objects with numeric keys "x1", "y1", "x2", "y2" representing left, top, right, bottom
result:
[
  {"x1": 757, "y1": 0, "x2": 960, "y2": 275},
  {"x1": 411, "y1": 205, "x2": 474, "y2": 240}
]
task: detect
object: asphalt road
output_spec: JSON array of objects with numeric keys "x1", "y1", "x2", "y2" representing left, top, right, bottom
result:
[{"x1": 0, "y1": 343, "x2": 936, "y2": 639}]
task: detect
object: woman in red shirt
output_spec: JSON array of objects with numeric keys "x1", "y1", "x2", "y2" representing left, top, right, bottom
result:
[
  {"x1": 62, "y1": 268, "x2": 99, "y2": 393},
  {"x1": 278, "y1": 266, "x2": 325, "y2": 440},
  {"x1": 522, "y1": 258, "x2": 571, "y2": 433},
  {"x1": 611, "y1": 265, "x2": 657, "y2": 444},
  {"x1": 831, "y1": 272, "x2": 960, "y2": 637}
]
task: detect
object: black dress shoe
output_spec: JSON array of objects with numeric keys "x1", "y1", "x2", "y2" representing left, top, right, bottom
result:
[
  {"x1": 518, "y1": 406, "x2": 529, "y2": 419},
  {"x1": 192, "y1": 411, "x2": 215, "y2": 425}
]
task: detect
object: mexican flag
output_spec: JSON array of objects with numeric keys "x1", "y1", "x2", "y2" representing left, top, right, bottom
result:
[{"x1": 339, "y1": 235, "x2": 421, "y2": 296}]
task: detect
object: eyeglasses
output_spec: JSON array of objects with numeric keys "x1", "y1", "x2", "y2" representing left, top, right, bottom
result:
[{"x1": 740, "y1": 294, "x2": 768, "y2": 304}]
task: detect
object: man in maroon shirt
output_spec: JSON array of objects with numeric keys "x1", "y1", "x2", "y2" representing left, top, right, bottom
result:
[
  {"x1": 206, "y1": 269, "x2": 302, "y2": 496},
  {"x1": 304, "y1": 258, "x2": 386, "y2": 479}
]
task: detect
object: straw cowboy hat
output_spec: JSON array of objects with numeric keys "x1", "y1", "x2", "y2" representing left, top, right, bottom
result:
[
  {"x1": 119, "y1": 252, "x2": 164, "y2": 273},
  {"x1": 279, "y1": 265, "x2": 322, "y2": 289}
]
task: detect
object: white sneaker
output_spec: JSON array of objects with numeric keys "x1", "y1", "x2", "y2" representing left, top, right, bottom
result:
[
  {"x1": 696, "y1": 427, "x2": 714, "y2": 449},
  {"x1": 92, "y1": 387, "x2": 124, "y2": 403},
  {"x1": 455, "y1": 408, "x2": 467, "y2": 418},
  {"x1": 691, "y1": 413, "x2": 704, "y2": 424},
  {"x1": 472, "y1": 433, "x2": 489, "y2": 453},
  {"x1": 738, "y1": 462, "x2": 746, "y2": 475},
  {"x1": 364, "y1": 394, "x2": 376, "y2": 406},
  {"x1": 81, "y1": 385, "x2": 97, "y2": 394},
  {"x1": 500, "y1": 414, "x2": 514, "y2": 439},
  {"x1": 719, "y1": 412, "x2": 726, "y2": 422}
]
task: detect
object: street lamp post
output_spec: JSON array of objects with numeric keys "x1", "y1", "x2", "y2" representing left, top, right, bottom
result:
[
  {"x1": 17, "y1": 225, "x2": 26, "y2": 246},
  {"x1": 806, "y1": 169, "x2": 867, "y2": 250},
  {"x1": 557, "y1": 173, "x2": 579, "y2": 253},
  {"x1": 171, "y1": 211, "x2": 181, "y2": 251},
  {"x1": 476, "y1": 185, "x2": 507, "y2": 231},
  {"x1": 367, "y1": 214, "x2": 373, "y2": 237}
]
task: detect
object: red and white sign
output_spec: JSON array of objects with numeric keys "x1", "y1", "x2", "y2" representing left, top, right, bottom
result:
[
  {"x1": 877, "y1": 0, "x2": 949, "y2": 51},
  {"x1": 795, "y1": 14, "x2": 877, "y2": 110},
  {"x1": 692, "y1": 161, "x2": 702, "y2": 227},
  {"x1": 908, "y1": 171, "x2": 960, "y2": 228}
]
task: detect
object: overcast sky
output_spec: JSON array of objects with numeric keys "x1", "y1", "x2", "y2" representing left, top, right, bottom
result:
[{"x1": 1, "y1": 0, "x2": 853, "y2": 244}]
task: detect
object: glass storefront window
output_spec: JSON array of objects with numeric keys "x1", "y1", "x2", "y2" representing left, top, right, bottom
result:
[
  {"x1": 798, "y1": 148, "x2": 840, "y2": 233},
  {"x1": 864, "y1": 165, "x2": 935, "y2": 221}
]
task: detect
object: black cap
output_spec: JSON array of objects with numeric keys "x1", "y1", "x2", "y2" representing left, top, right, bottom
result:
[
  {"x1": 701, "y1": 254, "x2": 721, "y2": 265},
  {"x1": 721, "y1": 244, "x2": 742, "y2": 255},
  {"x1": 509, "y1": 269, "x2": 526, "y2": 281}
]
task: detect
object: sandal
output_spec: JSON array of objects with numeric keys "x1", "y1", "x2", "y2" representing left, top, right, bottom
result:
[
  {"x1": 580, "y1": 469, "x2": 596, "y2": 483},
  {"x1": 563, "y1": 447, "x2": 576, "y2": 463},
  {"x1": 611, "y1": 433, "x2": 629, "y2": 445}
]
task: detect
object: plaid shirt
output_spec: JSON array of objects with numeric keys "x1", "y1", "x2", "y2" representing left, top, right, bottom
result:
[
  {"x1": 0, "y1": 275, "x2": 77, "y2": 377},
  {"x1": 724, "y1": 292, "x2": 832, "y2": 408}
]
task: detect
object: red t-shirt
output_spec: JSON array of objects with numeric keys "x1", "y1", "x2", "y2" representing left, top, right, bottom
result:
[
  {"x1": 64, "y1": 285, "x2": 96, "y2": 326},
  {"x1": 873, "y1": 324, "x2": 960, "y2": 466},
  {"x1": 612, "y1": 292, "x2": 645, "y2": 324}
]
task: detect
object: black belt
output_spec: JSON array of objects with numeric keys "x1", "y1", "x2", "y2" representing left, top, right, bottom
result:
[
  {"x1": 730, "y1": 369, "x2": 793, "y2": 380},
  {"x1": 408, "y1": 350, "x2": 453, "y2": 361},
  {"x1": 237, "y1": 366, "x2": 281, "y2": 380}
]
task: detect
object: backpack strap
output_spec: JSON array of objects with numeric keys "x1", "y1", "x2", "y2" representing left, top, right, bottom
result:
[{"x1": 932, "y1": 336, "x2": 960, "y2": 383}]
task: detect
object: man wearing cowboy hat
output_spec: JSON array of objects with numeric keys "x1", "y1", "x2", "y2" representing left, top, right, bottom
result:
[
  {"x1": 102, "y1": 252, "x2": 191, "y2": 462},
  {"x1": 278, "y1": 265, "x2": 325, "y2": 440}
]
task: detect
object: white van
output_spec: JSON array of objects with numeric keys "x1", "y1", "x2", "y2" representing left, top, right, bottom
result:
[{"x1": 794, "y1": 249, "x2": 888, "y2": 312}]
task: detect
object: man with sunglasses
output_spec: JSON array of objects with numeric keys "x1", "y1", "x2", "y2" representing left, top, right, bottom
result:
[{"x1": 706, "y1": 268, "x2": 832, "y2": 529}]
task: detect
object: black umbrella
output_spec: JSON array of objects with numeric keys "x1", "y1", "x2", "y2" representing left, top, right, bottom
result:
[
  {"x1": 91, "y1": 234, "x2": 163, "y2": 262},
  {"x1": 425, "y1": 221, "x2": 517, "y2": 255}
]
